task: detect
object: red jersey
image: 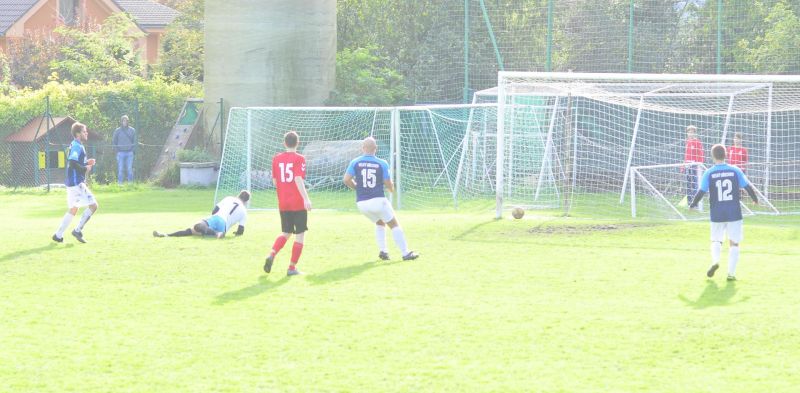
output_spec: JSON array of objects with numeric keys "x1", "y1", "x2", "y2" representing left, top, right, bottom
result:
[
  {"x1": 684, "y1": 137, "x2": 704, "y2": 163},
  {"x1": 728, "y1": 146, "x2": 748, "y2": 171},
  {"x1": 272, "y1": 151, "x2": 307, "y2": 211}
]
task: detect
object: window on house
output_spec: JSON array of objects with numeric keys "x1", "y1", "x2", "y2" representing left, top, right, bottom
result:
[{"x1": 59, "y1": 0, "x2": 79, "y2": 25}]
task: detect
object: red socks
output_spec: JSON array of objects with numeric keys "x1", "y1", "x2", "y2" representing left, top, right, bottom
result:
[
  {"x1": 271, "y1": 235, "x2": 288, "y2": 256},
  {"x1": 290, "y1": 242, "x2": 304, "y2": 266}
]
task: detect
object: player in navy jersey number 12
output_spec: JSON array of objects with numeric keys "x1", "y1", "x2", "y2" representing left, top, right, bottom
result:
[
  {"x1": 690, "y1": 144, "x2": 758, "y2": 281},
  {"x1": 343, "y1": 137, "x2": 418, "y2": 261}
]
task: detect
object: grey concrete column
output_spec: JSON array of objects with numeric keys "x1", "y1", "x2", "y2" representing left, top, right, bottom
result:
[{"x1": 204, "y1": 0, "x2": 336, "y2": 150}]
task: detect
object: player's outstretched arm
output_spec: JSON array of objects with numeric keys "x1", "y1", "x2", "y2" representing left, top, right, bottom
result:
[
  {"x1": 744, "y1": 185, "x2": 759, "y2": 205},
  {"x1": 343, "y1": 174, "x2": 356, "y2": 190},
  {"x1": 689, "y1": 191, "x2": 705, "y2": 208},
  {"x1": 384, "y1": 179, "x2": 395, "y2": 194}
]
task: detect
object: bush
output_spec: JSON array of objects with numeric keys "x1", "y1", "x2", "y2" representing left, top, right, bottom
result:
[
  {"x1": 177, "y1": 147, "x2": 216, "y2": 163},
  {"x1": 0, "y1": 78, "x2": 202, "y2": 186}
]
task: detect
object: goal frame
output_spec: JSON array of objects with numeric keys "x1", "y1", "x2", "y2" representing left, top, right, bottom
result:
[{"x1": 496, "y1": 71, "x2": 800, "y2": 219}]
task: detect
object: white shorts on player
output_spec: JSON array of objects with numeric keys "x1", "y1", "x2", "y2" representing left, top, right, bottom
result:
[
  {"x1": 356, "y1": 197, "x2": 395, "y2": 223},
  {"x1": 711, "y1": 220, "x2": 743, "y2": 243},
  {"x1": 66, "y1": 183, "x2": 97, "y2": 208}
]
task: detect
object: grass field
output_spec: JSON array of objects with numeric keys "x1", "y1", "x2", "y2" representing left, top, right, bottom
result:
[{"x1": 2, "y1": 186, "x2": 799, "y2": 392}]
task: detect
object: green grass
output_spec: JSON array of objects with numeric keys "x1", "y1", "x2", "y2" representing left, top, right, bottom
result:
[{"x1": 1, "y1": 188, "x2": 799, "y2": 392}]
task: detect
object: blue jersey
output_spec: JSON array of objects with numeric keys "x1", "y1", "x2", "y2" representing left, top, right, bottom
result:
[
  {"x1": 699, "y1": 163, "x2": 750, "y2": 222},
  {"x1": 66, "y1": 139, "x2": 87, "y2": 187},
  {"x1": 346, "y1": 155, "x2": 391, "y2": 202}
]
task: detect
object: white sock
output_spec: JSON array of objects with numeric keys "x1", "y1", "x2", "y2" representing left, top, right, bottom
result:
[
  {"x1": 75, "y1": 209, "x2": 93, "y2": 232},
  {"x1": 391, "y1": 226, "x2": 409, "y2": 255},
  {"x1": 56, "y1": 212, "x2": 74, "y2": 238},
  {"x1": 375, "y1": 225, "x2": 387, "y2": 252},
  {"x1": 728, "y1": 246, "x2": 740, "y2": 277},
  {"x1": 711, "y1": 241, "x2": 721, "y2": 266}
]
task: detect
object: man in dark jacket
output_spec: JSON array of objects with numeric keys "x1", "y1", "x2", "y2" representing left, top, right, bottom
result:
[{"x1": 112, "y1": 115, "x2": 137, "y2": 184}]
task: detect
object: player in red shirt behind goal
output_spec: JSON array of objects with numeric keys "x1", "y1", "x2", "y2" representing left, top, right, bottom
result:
[{"x1": 264, "y1": 131, "x2": 313, "y2": 276}]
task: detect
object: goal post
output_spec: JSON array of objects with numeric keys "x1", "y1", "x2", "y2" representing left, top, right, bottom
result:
[{"x1": 496, "y1": 71, "x2": 800, "y2": 218}]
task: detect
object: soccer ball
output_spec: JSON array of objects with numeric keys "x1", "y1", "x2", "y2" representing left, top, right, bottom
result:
[{"x1": 511, "y1": 206, "x2": 525, "y2": 219}]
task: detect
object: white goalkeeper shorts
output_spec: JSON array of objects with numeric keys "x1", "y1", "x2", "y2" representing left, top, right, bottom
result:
[
  {"x1": 66, "y1": 183, "x2": 97, "y2": 208},
  {"x1": 711, "y1": 220, "x2": 743, "y2": 243},
  {"x1": 356, "y1": 197, "x2": 395, "y2": 224}
]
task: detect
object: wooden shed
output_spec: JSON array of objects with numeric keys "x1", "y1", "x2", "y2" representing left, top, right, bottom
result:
[{"x1": 3, "y1": 116, "x2": 102, "y2": 187}]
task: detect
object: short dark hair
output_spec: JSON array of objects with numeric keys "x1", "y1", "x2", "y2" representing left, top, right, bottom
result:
[
  {"x1": 71, "y1": 122, "x2": 86, "y2": 137},
  {"x1": 284, "y1": 131, "x2": 299, "y2": 148},
  {"x1": 711, "y1": 144, "x2": 726, "y2": 161},
  {"x1": 238, "y1": 190, "x2": 251, "y2": 203},
  {"x1": 734, "y1": 132, "x2": 743, "y2": 139}
]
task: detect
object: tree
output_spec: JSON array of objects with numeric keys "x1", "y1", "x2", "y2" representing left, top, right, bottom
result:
[
  {"x1": 326, "y1": 46, "x2": 407, "y2": 106},
  {"x1": 50, "y1": 13, "x2": 145, "y2": 84},
  {"x1": 737, "y1": 1, "x2": 800, "y2": 73},
  {"x1": 156, "y1": 0, "x2": 204, "y2": 83}
]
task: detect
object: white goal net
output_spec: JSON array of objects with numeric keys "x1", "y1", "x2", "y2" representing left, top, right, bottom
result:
[
  {"x1": 215, "y1": 105, "x2": 499, "y2": 210},
  {"x1": 496, "y1": 72, "x2": 800, "y2": 219}
]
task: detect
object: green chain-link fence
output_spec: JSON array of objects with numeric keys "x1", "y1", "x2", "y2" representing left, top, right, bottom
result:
[{"x1": 338, "y1": 0, "x2": 800, "y2": 103}]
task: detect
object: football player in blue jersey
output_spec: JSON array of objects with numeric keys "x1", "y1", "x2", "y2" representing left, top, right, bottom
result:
[
  {"x1": 690, "y1": 144, "x2": 759, "y2": 281},
  {"x1": 343, "y1": 137, "x2": 418, "y2": 261},
  {"x1": 52, "y1": 122, "x2": 98, "y2": 243}
]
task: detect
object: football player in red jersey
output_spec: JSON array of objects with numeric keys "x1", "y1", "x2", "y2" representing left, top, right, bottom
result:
[
  {"x1": 264, "y1": 131, "x2": 312, "y2": 276},
  {"x1": 727, "y1": 132, "x2": 748, "y2": 173},
  {"x1": 682, "y1": 125, "x2": 705, "y2": 209}
]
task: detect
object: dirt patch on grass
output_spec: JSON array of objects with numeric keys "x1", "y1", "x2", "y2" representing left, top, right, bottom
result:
[{"x1": 527, "y1": 223, "x2": 661, "y2": 235}]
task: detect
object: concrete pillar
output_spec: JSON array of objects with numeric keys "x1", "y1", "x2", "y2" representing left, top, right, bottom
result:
[{"x1": 203, "y1": 0, "x2": 336, "y2": 150}]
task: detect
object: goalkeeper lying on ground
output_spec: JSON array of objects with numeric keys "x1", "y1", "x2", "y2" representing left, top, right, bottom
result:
[{"x1": 153, "y1": 190, "x2": 250, "y2": 239}]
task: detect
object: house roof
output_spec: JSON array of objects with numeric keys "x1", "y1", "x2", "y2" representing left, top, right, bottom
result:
[
  {"x1": 0, "y1": 0, "x2": 178, "y2": 36},
  {"x1": 4, "y1": 116, "x2": 101, "y2": 143},
  {"x1": 0, "y1": 0, "x2": 38, "y2": 35},
  {"x1": 113, "y1": 0, "x2": 179, "y2": 30}
]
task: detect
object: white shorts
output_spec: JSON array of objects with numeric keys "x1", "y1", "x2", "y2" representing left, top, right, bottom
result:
[
  {"x1": 711, "y1": 220, "x2": 743, "y2": 243},
  {"x1": 356, "y1": 197, "x2": 395, "y2": 224},
  {"x1": 66, "y1": 183, "x2": 97, "y2": 208}
]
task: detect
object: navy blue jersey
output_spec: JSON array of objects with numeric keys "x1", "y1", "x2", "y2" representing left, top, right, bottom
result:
[
  {"x1": 345, "y1": 155, "x2": 391, "y2": 202},
  {"x1": 699, "y1": 163, "x2": 750, "y2": 222},
  {"x1": 66, "y1": 139, "x2": 87, "y2": 187}
]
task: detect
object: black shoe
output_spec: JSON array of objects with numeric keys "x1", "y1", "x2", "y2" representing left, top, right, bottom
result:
[
  {"x1": 727, "y1": 275, "x2": 737, "y2": 281},
  {"x1": 706, "y1": 264, "x2": 719, "y2": 278},
  {"x1": 153, "y1": 230, "x2": 166, "y2": 238},
  {"x1": 264, "y1": 254, "x2": 274, "y2": 273},
  {"x1": 378, "y1": 251, "x2": 390, "y2": 261},
  {"x1": 402, "y1": 251, "x2": 419, "y2": 261},
  {"x1": 71, "y1": 229, "x2": 86, "y2": 243},
  {"x1": 52, "y1": 234, "x2": 63, "y2": 243}
]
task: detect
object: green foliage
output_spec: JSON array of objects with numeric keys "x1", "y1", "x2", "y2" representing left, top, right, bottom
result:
[
  {"x1": 326, "y1": 47, "x2": 407, "y2": 106},
  {"x1": 156, "y1": 162, "x2": 181, "y2": 188},
  {"x1": 177, "y1": 147, "x2": 216, "y2": 163},
  {"x1": 737, "y1": 1, "x2": 800, "y2": 73},
  {"x1": 156, "y1": 0, "x2": 204, "y2": 83},
  {"x1": 4, "y1": 14, "x2": 145, "y2": 89},
  {"x1": 0, "y1": 79, "x2": 202, "y2": 185},
  {"x1": 51, "y1": 14, "x2": 145, "y2": 84}
]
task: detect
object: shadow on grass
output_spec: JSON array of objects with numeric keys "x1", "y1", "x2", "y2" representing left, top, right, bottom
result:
[
  {"x1": 213, "y1": 276, "x2": 290, "y2": 305},
  {"x1": 0, "y1": 243, "x2": 74, "y2": 262},
  {"x1": 678, "y1": 280, "x2": 750, "y2": 309},
  {"x1": 305, "y1": 259, "x2": 403, "y2": 285}
]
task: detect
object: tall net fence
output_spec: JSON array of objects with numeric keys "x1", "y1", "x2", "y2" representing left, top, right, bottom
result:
[{"x1": 338, "y1": 0, "x2": 800, "y2": 104}]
